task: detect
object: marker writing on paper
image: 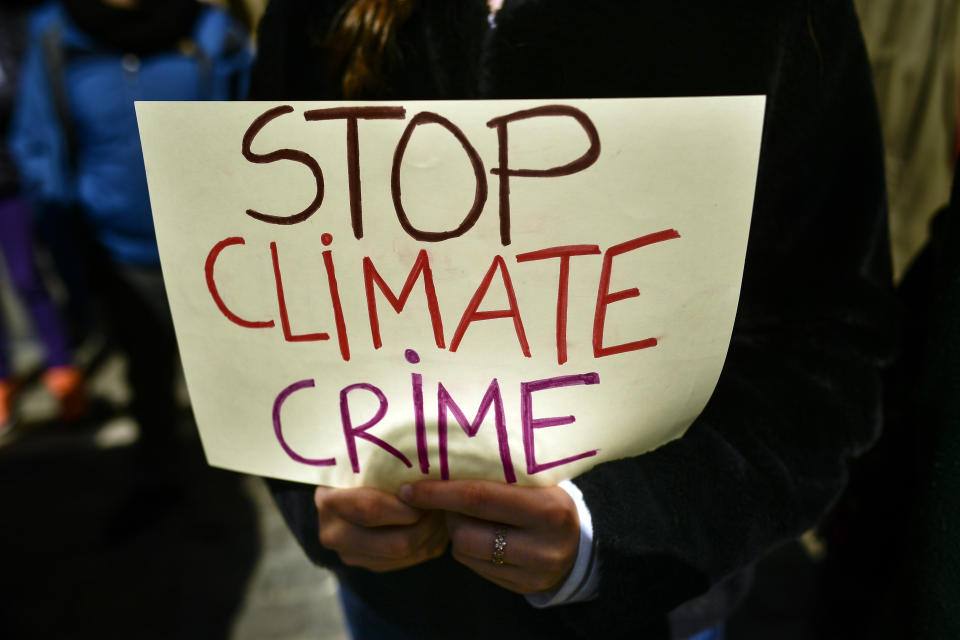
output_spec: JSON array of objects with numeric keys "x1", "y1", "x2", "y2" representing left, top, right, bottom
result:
[
  {"x1": 219, "y1": 103, "x2": 683, "y2": 480},
  {"x1": 271, "y1": 350, "x2": 602, "y2": 481}
]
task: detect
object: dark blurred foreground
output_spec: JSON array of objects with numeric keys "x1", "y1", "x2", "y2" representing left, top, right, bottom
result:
[
  {"x1": 0, "y1": 400, "x2": 258, "y2": 638},
  {"x1": 0, "y1": 341, "x2": 348, "y2": 640}
]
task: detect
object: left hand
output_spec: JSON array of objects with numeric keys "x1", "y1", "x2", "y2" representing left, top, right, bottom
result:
[
  {"x1": 313, "y1": 486, "x2": 449, "y2": 573},
  {"x1": 398, "y1": 480, "x2": 580, "y2": 594}
]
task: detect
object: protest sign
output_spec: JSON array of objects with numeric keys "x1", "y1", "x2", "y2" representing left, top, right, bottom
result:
[{"x1": 136, "y1": 97, "x2": 764, "y2": 489}]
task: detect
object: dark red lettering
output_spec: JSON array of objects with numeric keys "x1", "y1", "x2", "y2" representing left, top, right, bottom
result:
[
  {"x1": 242, "y1": 105, "x2": 324, "y2": 225},
  {"x1": 304, "y1": 106, "x2": 407, "y2": 238},
  {"x1": 486, "y1": 105, "x2": 601, "y2": 245},
  {"x1": 391, "y1": 111, "x2": 488, "y2": 242}
]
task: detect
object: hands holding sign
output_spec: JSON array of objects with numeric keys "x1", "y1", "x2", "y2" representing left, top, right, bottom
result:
[
  {"x1": 315, "y1": 481, "x2": 580, "y2": 594},
  {"x1": 313, "y1": 486, "x2": 449, "y2": 572}
]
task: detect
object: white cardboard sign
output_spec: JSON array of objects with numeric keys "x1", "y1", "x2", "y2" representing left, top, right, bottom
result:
[{"x1": 136, "y1": 97, "x2": 764, "y2": 489}]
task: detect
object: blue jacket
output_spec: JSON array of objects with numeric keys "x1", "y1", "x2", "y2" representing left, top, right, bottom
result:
[{"x1": 9, "y1": 2, "x2": 251, "y2": 266}]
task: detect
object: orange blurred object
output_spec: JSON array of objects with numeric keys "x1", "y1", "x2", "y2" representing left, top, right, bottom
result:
[
  {"x1": 43, "y1": 366, "x2": 86, "y2": 422},
  {"x1": 0, "y1": 378, "x2": 16, "y2": 430}
]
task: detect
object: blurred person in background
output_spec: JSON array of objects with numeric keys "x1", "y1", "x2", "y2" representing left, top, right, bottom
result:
[
  {"x1": 9, "y1": 0, "x2": 251, "y2": 488},
  {"x1": 1, "y1": 0, "x2": 84, "y2": 434},
  {"x1": 894, "y1": 161, "x2": 960, "y2": 638},
  {"x1": 813, "y1": 3, "x2": 960, "y2": 636},
  {"x1": 853, "y1": 0, "x2": 960, "y2": 281}
]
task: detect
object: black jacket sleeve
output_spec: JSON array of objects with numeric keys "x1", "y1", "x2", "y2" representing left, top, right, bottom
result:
[{"x1": 561, "y1": 2, "x2": 897, "y2": 630}]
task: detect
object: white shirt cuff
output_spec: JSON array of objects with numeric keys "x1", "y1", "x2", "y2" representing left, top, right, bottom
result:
[{"x1": 525, "y1": 479, "x2": 600, "y2": 608}]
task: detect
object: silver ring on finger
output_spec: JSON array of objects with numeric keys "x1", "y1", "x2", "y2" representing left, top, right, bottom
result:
[{"x1": 491, "y1": 525, "x2": 507, "y2": 566}]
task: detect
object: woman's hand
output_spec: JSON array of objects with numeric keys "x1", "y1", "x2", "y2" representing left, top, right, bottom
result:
[
  {"x1": 314, "y1": 486, "x2": 449, "y2": 572},
  {"x1": 398, "y1": 480, "x2": 580, "y2": 594}
]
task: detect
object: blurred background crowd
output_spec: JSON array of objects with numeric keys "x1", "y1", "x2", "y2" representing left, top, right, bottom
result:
[{"x1": 0, "y1": 0, "x2": 957, "y2": 638}]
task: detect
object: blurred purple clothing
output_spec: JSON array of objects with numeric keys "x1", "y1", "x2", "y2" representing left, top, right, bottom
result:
[{"x1": 0, "y1": 194, "x2": 71, "y2": 378}]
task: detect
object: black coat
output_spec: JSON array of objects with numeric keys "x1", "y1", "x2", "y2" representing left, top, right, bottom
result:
[{"x1": 249, "y1": 1, "x2": 897, "y2": 637}]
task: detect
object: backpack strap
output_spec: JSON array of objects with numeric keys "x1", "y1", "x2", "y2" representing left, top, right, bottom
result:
[
  {"x1": 189, "y1": 41, "x2": 213, "y2": 100},
  {"x1": 40, "y1": 25, "x2": 77, "y2": 172}
]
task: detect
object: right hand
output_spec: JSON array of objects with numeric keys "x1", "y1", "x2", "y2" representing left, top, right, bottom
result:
[{"x1": 314, "y1": 486, "x2": 449, "y2": 572}]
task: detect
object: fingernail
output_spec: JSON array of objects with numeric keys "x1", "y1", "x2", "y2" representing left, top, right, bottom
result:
[{"x1": 397, "y1": 484, "x2": 413, "y2": 502}]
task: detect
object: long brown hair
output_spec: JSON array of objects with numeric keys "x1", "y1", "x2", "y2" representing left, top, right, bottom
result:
[{"x1": 327, "y1": 0, "x2": 420, "y2": 98}]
